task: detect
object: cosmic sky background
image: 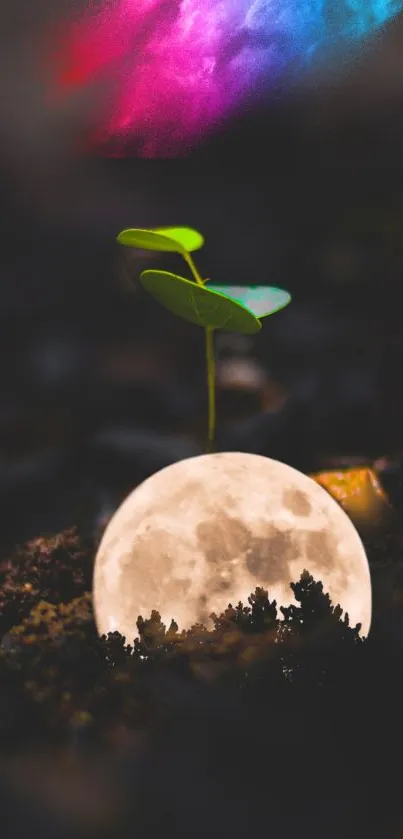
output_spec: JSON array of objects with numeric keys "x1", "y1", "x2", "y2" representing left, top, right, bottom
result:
[{"x1": 48, "y1": 0, "x2": 403, "y2": 156}]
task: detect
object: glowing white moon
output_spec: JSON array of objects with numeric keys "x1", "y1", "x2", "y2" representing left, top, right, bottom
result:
[{"x1": 93, "y1": 452, "x2": 372, "y2": 642}]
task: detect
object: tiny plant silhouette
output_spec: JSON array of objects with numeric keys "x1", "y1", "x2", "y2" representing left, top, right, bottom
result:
[{"x1": 116, "y1": 226, "x2": 291, "y2": 452}]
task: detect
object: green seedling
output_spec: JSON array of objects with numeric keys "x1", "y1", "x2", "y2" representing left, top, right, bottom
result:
[{"x1": 116, "y1": 226, "x2": 291, "y2": 453}]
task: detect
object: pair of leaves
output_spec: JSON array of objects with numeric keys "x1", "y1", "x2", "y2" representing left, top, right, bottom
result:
[{"x1": 117, "y1": 226, "x2": 291, "y2": 333}]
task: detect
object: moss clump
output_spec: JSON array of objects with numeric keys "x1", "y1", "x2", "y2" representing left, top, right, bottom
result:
[
  {"x1": 0, "y1": 527, "x2": 94, "y2": 637},
  {"x1": 0, "y1": 534, "x2": 365, "y2": 757}
]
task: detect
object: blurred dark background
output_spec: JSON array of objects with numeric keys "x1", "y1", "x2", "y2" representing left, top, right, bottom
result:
[
  {"x1": 3, "y1": 11, "x2": 403, "y2": 839},
  {"x1": 1, "y1": 5, "x2": 403, "y2": 549}
]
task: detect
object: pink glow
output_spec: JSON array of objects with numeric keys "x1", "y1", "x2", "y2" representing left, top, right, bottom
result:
[{"x1": 49, "y1": 0, "x2": 255, "y2": 156}]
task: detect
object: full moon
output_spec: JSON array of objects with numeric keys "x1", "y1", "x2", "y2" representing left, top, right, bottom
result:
[{"x1": 93, "y1": 452, "x2": 372, "y2": 642}]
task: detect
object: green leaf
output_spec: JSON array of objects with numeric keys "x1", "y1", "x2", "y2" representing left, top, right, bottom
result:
[
  {"x1": 153, "y1": 226, "x2": 204, "y2": 252},
  {"x1": 139, "y1": 270, "x2": 261, "y2": 334},
  {"x1": 116, "y1": 226, "x2": 203, "y2": 254},
  {"x1": 205, "y1": 284, "x2": 291, "y2": 317},
  {"x1": 117, "y1": 228, "x2": 185, "y2": 253}
]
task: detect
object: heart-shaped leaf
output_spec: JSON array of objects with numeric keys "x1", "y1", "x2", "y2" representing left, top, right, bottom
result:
[
  {"x1": 116, "y1": 226, "x2": 203, "y2": 254},
  {"x1": 139, "y1": 270, "x2": 261, "y2": 334},
  {"x1": 153, "y1": 226, "x2": 204, "y2": 252},
  {"x1": 205, "y1": 284, "x2": 291, "y2": 317}
]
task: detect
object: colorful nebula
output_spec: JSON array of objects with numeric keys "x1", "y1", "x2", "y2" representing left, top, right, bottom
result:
[{"x1": 49, "y1": 0, "x2": 403, "y2": 156}]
